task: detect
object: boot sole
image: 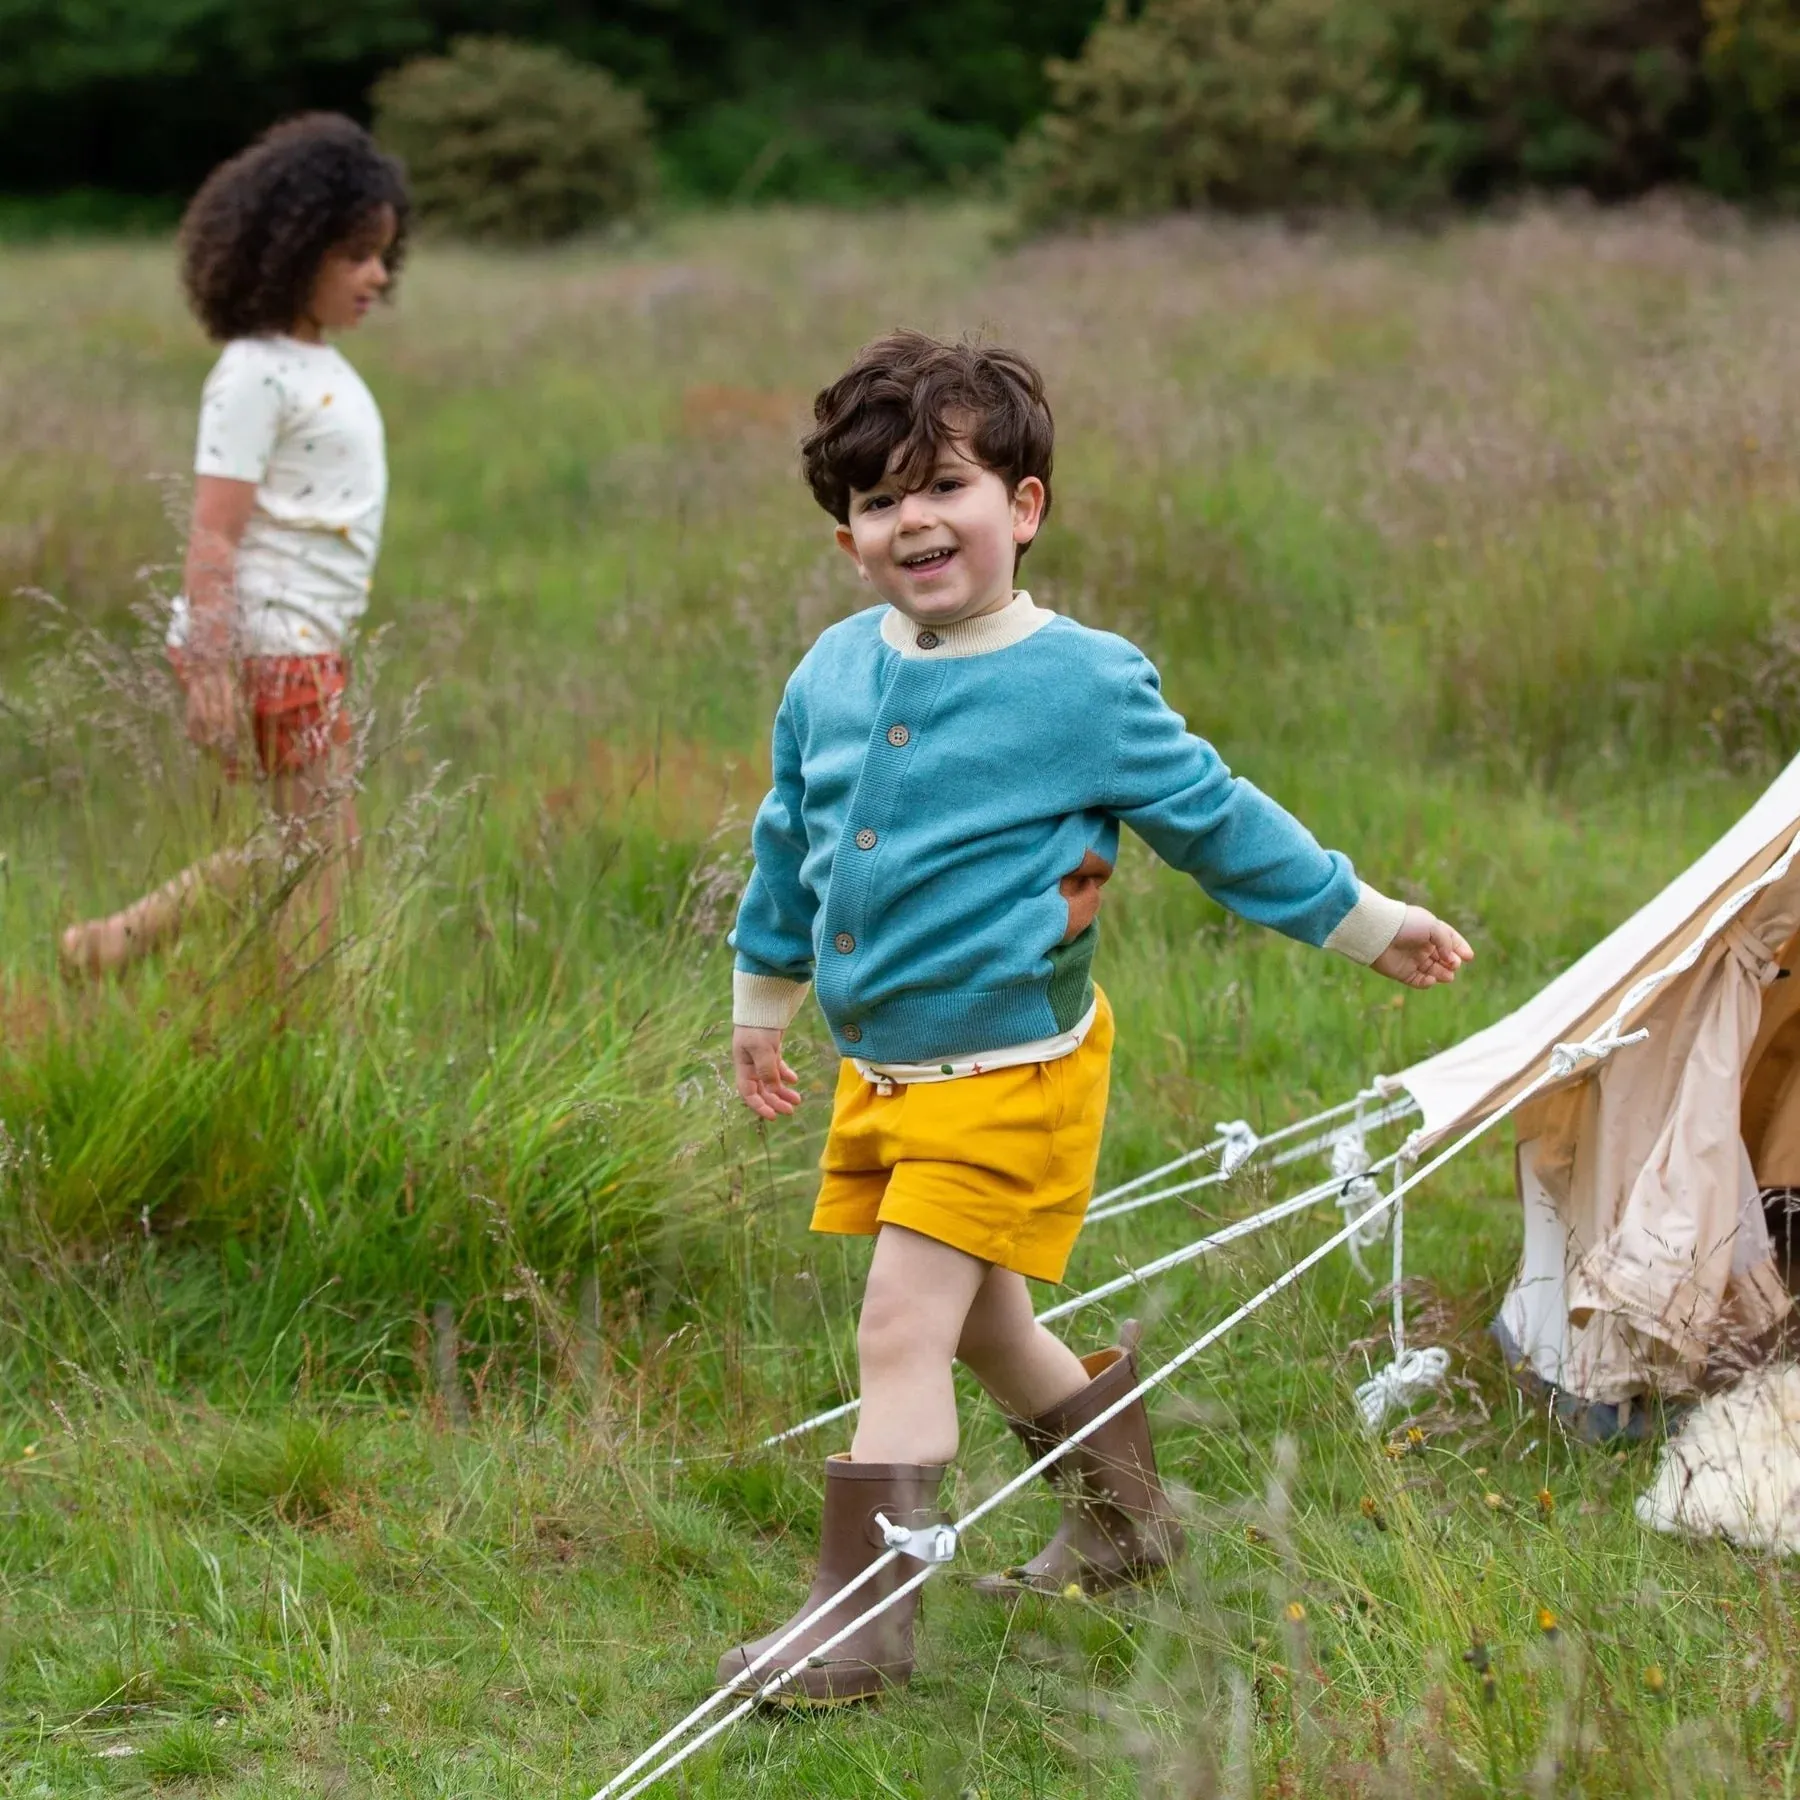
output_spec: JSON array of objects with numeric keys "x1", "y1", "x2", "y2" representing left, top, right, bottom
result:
[{"x1": 718, "y1": 1662, "x2": 907, "y2": 1707}]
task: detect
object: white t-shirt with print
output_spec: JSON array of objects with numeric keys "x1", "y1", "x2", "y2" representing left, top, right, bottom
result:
[{"x1": 167, "y1": 335, "x2": 387, "y2": 658}]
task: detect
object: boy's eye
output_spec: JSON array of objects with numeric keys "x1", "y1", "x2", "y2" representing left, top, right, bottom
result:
[
  {"x1": 932, "y1": 478, "x2": 963, "y2": 494},
  {"x1": 861, "y1": 495, "x2": 894, "y2": 512}
]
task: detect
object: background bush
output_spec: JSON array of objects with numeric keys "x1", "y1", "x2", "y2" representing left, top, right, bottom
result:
[
  {"x1": 1698, "y1": 0, "x2": 1800, "y2": 198},
  {"x1": 1011, "y1": 0, "x2": 1441, "y2": 220},
  {"x1": 372, "y1": 37, "x2": 654, "y2": 242},
  {"x1": 1016, "y1": 0, "x2": 1800, "y2": 220}
]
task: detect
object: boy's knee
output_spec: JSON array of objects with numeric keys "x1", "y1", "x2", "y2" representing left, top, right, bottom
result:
[{"x1": 857, "y1": 1287, "x2": 941, "y2": 1373}]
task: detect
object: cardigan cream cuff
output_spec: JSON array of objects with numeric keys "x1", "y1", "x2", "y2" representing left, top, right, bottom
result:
[
  {"x1": 879, "y1": 590, "x2": 1055, "y2": 661},
  {"x1": 1323, "y1": 883, "x2": 1408, "y2": 965},
  {"x1": 733, "y1": 970, "x2": 812, "y2": 1031}
]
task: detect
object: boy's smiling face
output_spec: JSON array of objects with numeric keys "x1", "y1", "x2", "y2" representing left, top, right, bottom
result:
[{"x1": 836, "y1": 436, "x2": 1046, "y2": 627}]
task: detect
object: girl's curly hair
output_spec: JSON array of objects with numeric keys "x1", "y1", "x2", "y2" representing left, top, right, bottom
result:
[{"x1": 179, "y1": 114, "x2": 411, "y2": 342}]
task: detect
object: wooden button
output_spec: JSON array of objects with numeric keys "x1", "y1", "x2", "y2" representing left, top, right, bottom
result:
[
  {"x1": 842, "y1": 1023, "x2": 863, "y2": 1043},
  {"x1": 886, "y1": 724, "x2": 910, "y2": 747},
  {"x1": 834, "y1": 932, "x2": 856, "y2": 954},
  {"x1": 915, "y1": 630, "x2": 940, "y2": 650},
  {"x1": 855, "y1": 828, "x2": 877, "y2": 850}
]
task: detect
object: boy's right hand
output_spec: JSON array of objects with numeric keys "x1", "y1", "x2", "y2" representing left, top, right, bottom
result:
[{"x1": 733, "y1": 1025, "x2": 802, "y2": 1120}]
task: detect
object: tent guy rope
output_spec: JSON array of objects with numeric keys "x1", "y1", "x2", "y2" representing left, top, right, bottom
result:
[
  {"x1": 743, "y1": 1143, "x2": 1412, "y2": 1457},
  {"x1": 1085, "y1": 1092, "x2": 1414, "y2": 1224},
  {"x1": 598, "y1": 1022, "x2": 1645, "y2": 1800},
  {"x1": 1083, "y1": 1087, "x2": 1404, "y2": 1208}
]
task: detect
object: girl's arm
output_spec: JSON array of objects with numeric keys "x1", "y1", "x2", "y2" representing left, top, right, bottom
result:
[{"x1": 181, "y1": 474, "x2": 257, "y2": 748}]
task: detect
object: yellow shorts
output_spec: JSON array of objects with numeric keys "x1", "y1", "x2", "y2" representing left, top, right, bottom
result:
[{"x1": 811, "y1": 989, "x2": 1114, "y2": 1283}]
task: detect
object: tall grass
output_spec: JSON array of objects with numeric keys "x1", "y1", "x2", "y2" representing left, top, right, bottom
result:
[{"x1": 2, "y1": 202, "x2": 1800, "y2": 1793}]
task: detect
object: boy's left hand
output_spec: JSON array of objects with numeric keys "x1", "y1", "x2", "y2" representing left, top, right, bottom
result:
[
  {"x1": 1372, "y1": 906, "x2": 1474, "y2": 990},
  {"x1": 733, "y1": 1025, "x2": 803, "y2": 1120}
]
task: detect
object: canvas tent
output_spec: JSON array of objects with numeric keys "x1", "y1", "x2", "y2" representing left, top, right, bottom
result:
[{"x1": 1384, "y1": 754, "x2": 1800, "y2": 1408}]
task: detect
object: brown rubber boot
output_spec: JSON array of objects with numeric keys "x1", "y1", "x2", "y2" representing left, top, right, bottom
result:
[
  {"x1": 715, "y1": 1454, "x2": 948, "y2": 1705},
  {"x1": 974, "y1": 1321, "x2": 1185, "y2": 1598}
]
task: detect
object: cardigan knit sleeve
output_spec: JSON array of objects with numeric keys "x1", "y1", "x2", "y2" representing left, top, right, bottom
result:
[
  {"x1": 1104, "y1": 650, "x2": 1370, "y2": 951},
  {"x1": 728, "y1": 693, "x2": 816, "y2": 1029}
]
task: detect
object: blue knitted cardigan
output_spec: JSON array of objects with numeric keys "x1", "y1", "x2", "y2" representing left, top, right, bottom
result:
[{"x1": 730, "y1": 593, "x2": 1401, "y2": 1064}]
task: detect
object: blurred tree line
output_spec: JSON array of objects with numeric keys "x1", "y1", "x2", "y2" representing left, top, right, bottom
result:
[
  {"x1": 0, "y1": 0, "x2": 1102, "y2": 202},
  {"x1": 0, "y1": 0, "x2": 1795, "y2": 213}
]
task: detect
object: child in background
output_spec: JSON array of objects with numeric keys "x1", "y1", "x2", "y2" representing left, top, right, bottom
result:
[
  {"x1": 722, "y1": 332, "x2": 1473, "y2": 1704},
  {"x1": 60, "y1": 114, "x2": 408, "y2": 976}
]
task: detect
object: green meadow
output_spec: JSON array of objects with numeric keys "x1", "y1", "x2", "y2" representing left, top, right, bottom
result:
[{"x1": 4, "y1": 203, "x2": 1800, "y2": 1795}]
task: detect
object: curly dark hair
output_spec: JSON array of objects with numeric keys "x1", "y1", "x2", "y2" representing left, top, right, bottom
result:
[
  {"x1": 801, "y1": 331, "x2": 1055, "y2": 554},
  {"x1": 179, "y1": 114, "x2": 411, "y2": 342}
]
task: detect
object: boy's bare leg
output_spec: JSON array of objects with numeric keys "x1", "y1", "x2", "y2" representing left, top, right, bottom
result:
[
  {"x1": 850, "y1": 1225, "x2": 991, "y2": 1465},
  {"x1": 956, "y1": 1263, "x2": 1091, "y2": 1418},
  {"x1": 850, "y1": 1227, "x2": 1094, "y2": 1465}
]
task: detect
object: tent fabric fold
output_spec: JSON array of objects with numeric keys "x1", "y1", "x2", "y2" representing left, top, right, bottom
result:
[
  {"x1": 1393, "y1": 756, "x2": 1800, "y2": 1152},
  {"x1": 1392, "y1": 754, "x2": 1800, "y2": 1405}
]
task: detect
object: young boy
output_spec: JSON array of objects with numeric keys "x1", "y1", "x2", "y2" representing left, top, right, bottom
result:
[{"x1": 722, "y1": 332, "x2": 1471, "y2": 1703}]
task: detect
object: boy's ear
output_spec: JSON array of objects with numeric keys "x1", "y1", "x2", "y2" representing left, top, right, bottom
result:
[
  {"x1": 834, "y1": 523, "x2": 868, "y2": 580},
  {"x1": 1011, "y1": 476, "x2": 1047, "y2": 546}
]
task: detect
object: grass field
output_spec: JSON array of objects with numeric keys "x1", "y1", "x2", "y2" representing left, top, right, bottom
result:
[{"x1": 4, "y1": 201, "x2": 1800, "y2": 1796}]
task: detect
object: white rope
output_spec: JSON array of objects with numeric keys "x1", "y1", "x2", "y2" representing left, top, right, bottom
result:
[
  {"x1": 599, "y1": 1043, "x2": 1607, "y2": 1800},
  {"x1": 1216, "y1": 1119, "x2": 1259, "y2": 1176},
  {"x1": 1590, "y1": 827, "x2": 1800, "y2": 1045},
  {"x1": 1086, "y1": 1095, "x2": 1415, "y2": 1225},
  {"x1": 1083, "y1": 1087, "x2": 1401, "y2": 1215},
  {"x1": 1352, "y1": 1151, "x2": 1452, "y2": 1431},
  {"x1": 741, "y1": 1146, "x2": 1409, "y2": 1457},
  {"x1": 1354, "y1": 1347, "x2": 1451, "y2": 1431},
  {"x1": 1549, "y1": 1030, "x2": 1648, "y2": 1079},
  {"x1": 1332, "y1": 1121, "x2": 1387, "y2": 1279}
]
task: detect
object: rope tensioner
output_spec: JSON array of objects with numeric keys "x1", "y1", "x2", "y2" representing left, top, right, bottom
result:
[{"x1": 875, "y1": 1514, "x2": 958, "y2": 1563}]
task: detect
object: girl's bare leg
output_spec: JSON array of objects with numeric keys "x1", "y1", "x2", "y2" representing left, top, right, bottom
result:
[
  {"x1": 59, "y1": 847, "x2": 250, "y2": 977},
  {"x1": 269, "y1": 740, "x2": 360, "y2": 963},
  {"x1": 59, "y1": 742, "x2": 359, "y2": 979}
]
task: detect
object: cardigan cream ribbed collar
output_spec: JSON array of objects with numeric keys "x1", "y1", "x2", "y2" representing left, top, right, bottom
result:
[{"x1": 878, "y1": 589, "x2": 1055, "y2": 660}]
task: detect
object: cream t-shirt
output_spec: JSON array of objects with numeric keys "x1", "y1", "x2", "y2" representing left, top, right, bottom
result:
[{"x1": 167, "y1": 335, "x2": 387, "y2": 658}]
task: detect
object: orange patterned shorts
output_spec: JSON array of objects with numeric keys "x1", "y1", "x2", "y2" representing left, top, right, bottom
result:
[{"x1": 169, "y1": 650, "x2": 352, "y2": 778}]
